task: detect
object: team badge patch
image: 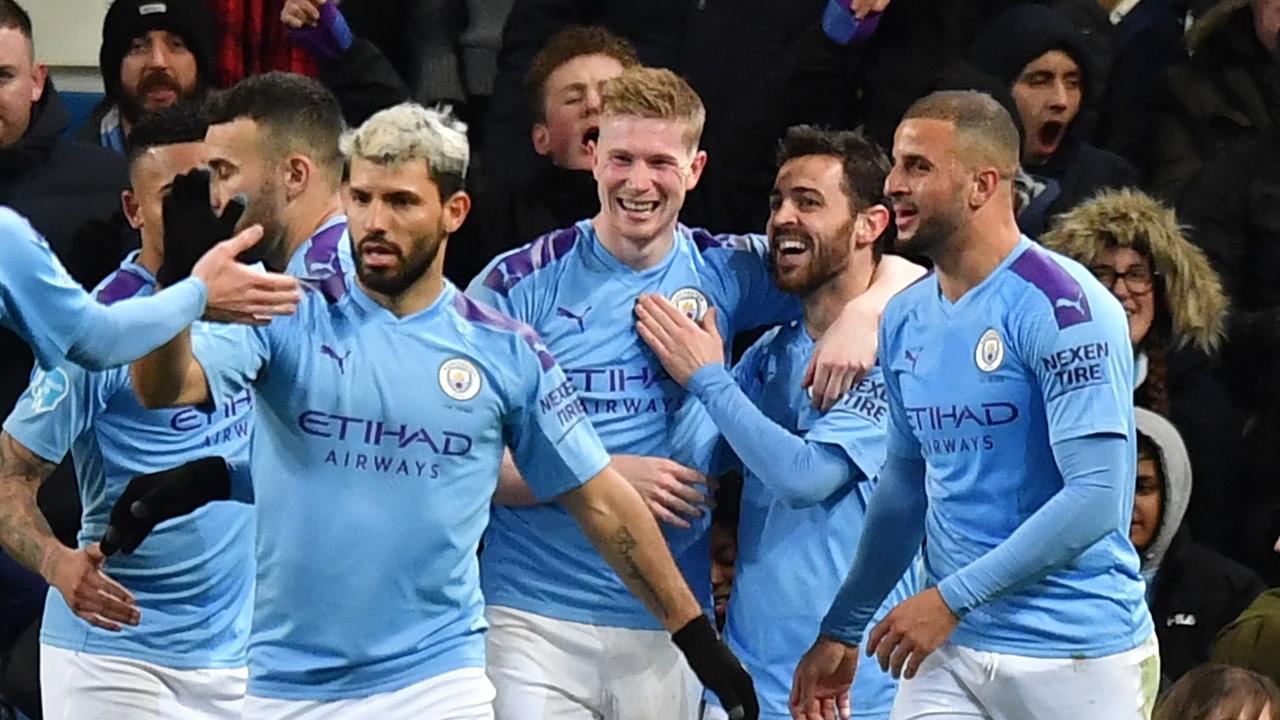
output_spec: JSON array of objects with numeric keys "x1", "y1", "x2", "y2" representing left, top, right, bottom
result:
[
  {"x1": 30, "y1": 368, "x2": 70, "y2": 413},
  {"x1": 975, "y1": 329, "x2": 1004, "y2": 372},
  {"x1": 670, "y1": 287, "x2": 709, "y2": 322},
  {"x1": 438, "y1": 358, "x2": 482, "y2": 401}
]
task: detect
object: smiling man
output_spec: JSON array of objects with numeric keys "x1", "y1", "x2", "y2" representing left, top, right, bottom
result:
[
  {"x1": 791, "y1": 91, "x2": 1155, "y2": 720},
  {"x1": 968, "y1": 3, "x2": 1136, "y2": 231},
  {"x1": 632, "y1": 125, "x2": 921, "y2": 720}
]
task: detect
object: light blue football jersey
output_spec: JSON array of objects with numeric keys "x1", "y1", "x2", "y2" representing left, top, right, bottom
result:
[
  {"x1": 714, "y1": 322, "x2": 917, "y2": 720},
  {"x1": 880, "y1": 237, "x2": 1152, "y2": 657},
  {"x1": 467, "y1": 220, "x2": 800, "y2": 630},
  {"x1": 3, "y1": 251, "x2": 255, "y2": 670},
  {"x1": 191, "y1": 260, "x2": 610, "y2": 701}
]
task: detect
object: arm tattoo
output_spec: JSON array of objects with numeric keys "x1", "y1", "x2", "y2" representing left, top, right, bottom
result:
[
  {"x1": 0, "y1": 432, "x2": 59, "y2": 575},
  {"x1": 610, "y1": 525, "x2": 670, "y2": 620}
]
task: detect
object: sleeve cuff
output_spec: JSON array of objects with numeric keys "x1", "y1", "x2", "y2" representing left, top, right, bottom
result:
[{"x1": 936, "y1": 576, "x2": 974, "y2": 618}]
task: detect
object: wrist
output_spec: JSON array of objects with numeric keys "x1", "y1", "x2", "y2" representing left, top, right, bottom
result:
[
  {"x1": 39, "y1": 544, "x2": 70, "y2": 584},
  {"x1": 687, "y1": 364, "x2": 732, "y2": 399}
]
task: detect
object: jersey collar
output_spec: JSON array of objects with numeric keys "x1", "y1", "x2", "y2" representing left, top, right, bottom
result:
[{"x1": 581, "y1": 219, "x2": 684, "y2": 278}]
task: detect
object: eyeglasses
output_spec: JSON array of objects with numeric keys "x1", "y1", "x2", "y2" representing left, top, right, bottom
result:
[{"x1": 1090, "y1": 265, "x2": 1157, "y2": 294}]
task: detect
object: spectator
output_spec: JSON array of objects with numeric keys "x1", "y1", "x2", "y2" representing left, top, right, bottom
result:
[
  {"x1": 969, "y1": 3, "x2": 1138, "y2": 232},
  {"x1": 1149, "y1": 0, "x2": 1280, "y2": 200},
  {"x1": 1041, "y1": 189, "x2": 1245, "y2": 553},
  {"x1": 1131, "y1": 409, "x2": 1265, "y2": 686},
  {"x1": 78, "y1": 0, "x2": 215, "y2": 153},
  {"x1": 1154, "y1": 664, "x2": 1280, "y2": 720},
  {"x1": 1213, "y1": 588, "x2": 1280, "y2": 688}
]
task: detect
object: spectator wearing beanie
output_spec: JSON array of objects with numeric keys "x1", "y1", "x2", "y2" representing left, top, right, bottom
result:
[
  {"x1": 77, "y1": 0, "x2": 215, "y2": 153},
  {"x1": 1041, "y1": 189, "x2": 1247, "y2": 556},
  {"x1": 969, "y1": 3, "x2": 1137, "y2": 225}
]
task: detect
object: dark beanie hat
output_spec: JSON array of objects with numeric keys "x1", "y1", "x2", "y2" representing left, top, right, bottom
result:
[
  {"x1": 99, "y1": 0, "x2": 215, "y2": 102},
  {"x1": 968, "y1": 4, "x2": 1095, "y2": 102}
]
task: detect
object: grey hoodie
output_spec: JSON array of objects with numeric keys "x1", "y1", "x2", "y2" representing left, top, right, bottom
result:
[{"x1": 1136, "y1": 407, "x2": 1193, "y2": 572}]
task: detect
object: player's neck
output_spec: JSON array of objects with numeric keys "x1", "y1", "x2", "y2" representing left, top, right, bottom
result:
[
  {"x1": 934, "y1": 213, "x2": 1021, "y2": 302},
  {"x1": 358, "y1": 241, "x2": 449, "y2": 318},
  {"x1": 137, "y1": 242, "x2": 163, "y2": 279},
  {"x1": 803, "y1": 257, "x2": 875, "y2": 339},
  {"x1": 282, "y1": 191, "x2": 344, "y2": 268},
  {"x1": 591, "y1": 215, "x2": 677, "y2": 271}
]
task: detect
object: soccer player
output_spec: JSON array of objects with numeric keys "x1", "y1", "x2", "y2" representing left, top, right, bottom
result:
[
  {"x1": 0, "y1": 207, "x2": 298, "y2": 373},
  {"x1": 633, "y1": 126, "x2": 921, "y2": 720},
  {"x1": 201, "y1": 72, "x2": 352, "y2": 278},
  {"x1": 467, "y1": 68, "x2": 923, "y2": 720},
  {"x1": 0, "y1": 106, "x2": 254, "y2": 719},
  {"x1": 790, "y1": 90, "x2": 1157, "y2": 720},
  {"x1": 130, "y1": 102, "x2": 756, "y2": 720}
]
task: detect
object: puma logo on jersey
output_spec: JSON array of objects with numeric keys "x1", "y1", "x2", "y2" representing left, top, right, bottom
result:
[
  {"x1": 556, "y1": 306, "x2": 591, "y2": 333},
  {"x1": 321, "y1": 344, "x2": 351, "y2": 374}
]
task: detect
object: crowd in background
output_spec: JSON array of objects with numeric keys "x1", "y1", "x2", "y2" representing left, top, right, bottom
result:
[{"x1": 4, "y1": 0, "x2": 1280, "y2": 717}]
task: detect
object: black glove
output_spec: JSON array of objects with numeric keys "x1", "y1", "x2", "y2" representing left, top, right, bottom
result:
[
  {"x1": 673, "y1": 614, "x2": 758, "y2": 720},
  {"x1": 100, "y1": 457, "x2": 232, "y2": 556},
  {"x1": 158, "y1": 169, "x2": 246, "y2": 287}
]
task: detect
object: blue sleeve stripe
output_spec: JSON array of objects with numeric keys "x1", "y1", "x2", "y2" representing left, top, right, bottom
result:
[
  {"x1": 480, "y1": 226, "x2": 580, "y2": 297},
  {"x1": 686, "y1": 225, "x2": 756, "y2": 254},
  {"x1": 1008, "y1": 245, "x2": 1092, "y2": 329},
  {"x1": 450, "y1": 293, "x2": 558, "y2": 372}
]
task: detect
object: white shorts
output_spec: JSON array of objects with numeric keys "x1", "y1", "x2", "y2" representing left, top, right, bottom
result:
[
  {"x1": 890, "y1": 634, "x2": 1160, "y2": 720},
  {"x1": 485, "y1": 605, "x2": 702, "y2": 720},
  {"x1": 241, "y1": 667, "x2": 495, "y2": 720},
  {"x1": 40, "y1": 643, "x2": 247, "y2": 720}
]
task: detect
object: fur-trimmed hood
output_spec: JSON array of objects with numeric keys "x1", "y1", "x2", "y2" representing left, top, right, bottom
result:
[
  {"x1": 1186, "y1": 0, "x2": 1251, "y2": 55},
  {"x1": 1040, "y1": 189, "x2": 1229, "y2": 353}
]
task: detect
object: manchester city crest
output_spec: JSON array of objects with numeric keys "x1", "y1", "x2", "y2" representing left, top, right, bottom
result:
[
  {"x1": 974, "y1": 329, "x2": 1005, "y2": 372},
  {"x1": 438, "y1": 358, "x2": 482, "y2": 401},
  {"x1": 670, "y1": 287, "x2": 709, "y2": 322}
]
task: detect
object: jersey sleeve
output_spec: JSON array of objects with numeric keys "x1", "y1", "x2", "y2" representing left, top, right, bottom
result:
[
  {"x1": 805, "y1": 365, "x2": 890, "y2": 480},
  {"x1": 501, "y1": 330, "x2": 611, "y2": 501},
  {"x1": 2, "y1": 363, "x2": 104, "y2": 465},
  {"x1": 466, "y1": 252, "x2": 540, "y2": 325},
  {"x1": 1017, "y1": 285, "x2": 1133, "y2": 443},
  {"x1": 191, "y1": 323, "x2": 273, "y2": 403},
  {"x1": 699, "y1": 231, "x2": 801, "y2": 332},
  {"x1": 0, "y1": 216, "x2": 99, "y2": 369}
]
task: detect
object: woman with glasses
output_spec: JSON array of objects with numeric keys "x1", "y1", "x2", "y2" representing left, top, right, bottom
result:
[{"x1": 1041, "y1": 189, "x2": 1246, "y2": 557}]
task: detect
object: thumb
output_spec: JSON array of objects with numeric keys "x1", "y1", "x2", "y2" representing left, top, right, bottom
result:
[
  {"x1": 700, "y1": 307, "x2": 720, "y2": 335},
  {"x1": 220, "y1": 224, "x2": 265, "y2": 255},
  {"x1": 802, "y1": 352, "x2": 817, "y2": 389},
  {"x1": 86, "y1": 542, "x2": 106, "y2": 565},
  {"x1": 218, "y1": 194, "x2": 248, "y2": 235}
]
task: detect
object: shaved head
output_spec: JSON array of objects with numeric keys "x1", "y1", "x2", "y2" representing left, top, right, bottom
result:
[{"x1": 902, "y1": 90, "x2": 1020, "y2": 179}]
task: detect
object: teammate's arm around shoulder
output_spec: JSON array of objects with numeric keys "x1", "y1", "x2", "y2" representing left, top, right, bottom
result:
[
  {"x1": 131, "y1": 328, "x2": 211, "y2": 408},
  {"x1": 558, "y1": 468, "x2": 759, "y2": 720}
]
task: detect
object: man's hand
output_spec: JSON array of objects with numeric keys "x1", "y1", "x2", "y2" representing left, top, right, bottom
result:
[
  {"x1": 191, "y1": 226, "x2": 301, "y2": 324},
  {"x1": 790, "y1": 636, "x2": 858, "y2": 720},
  {"x1": 804, "y1": 300, "x2": 879, "y2": 411},
  {"x1": 673, "y1": 615, "x2": 759, "y2": 720},
  {"x1": 866, "y1": 587, "x2": 958, "y2": 680},
  {"x1": 634, "y1": 294, "x2": 724, "y2": 386},
  {"x1": 613, "y1": 455, "x2": 711, "y2": 529},
  {"x1": 43, "y1": 543, "x2": 139, "y2": 632},
  {"x1": 159, "y1": 169, "x2": 246, "y2": 288},
  {"x1": 851, "y1": 0, "x2": 890, "y2": 18},
  {"x1": 101, "y1": 457, "x2": 233, "y2": 556},
  {"x1": 282, "y1": 0, "x2": 354, "y2": 60}
]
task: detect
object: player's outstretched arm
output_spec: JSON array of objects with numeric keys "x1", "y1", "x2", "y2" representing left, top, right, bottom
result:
[
  {"x1": 131, "y1": 329, "x2": 212, "y2": 409},
  {"x1": 0, "y1": 432, "x2": 139, "y2": 631},
  {"x1": 560, "y1": 466, "x2": 760, "y2": 720},
  {"x1": 805, "y1": 256, "x2": 926, "y2": 411}
]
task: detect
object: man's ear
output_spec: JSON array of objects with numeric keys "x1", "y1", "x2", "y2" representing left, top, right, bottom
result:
[
  {"x1": 685, "y1": 149, "x2": 708, "y2": 191},
  {"x1": 968, "y1": 167, "x2": 1002, "y2": 209},
  {"x1": 442, "y1": 190, "x2": 472, "y2": 234},
  {"x1": 532, "y1": 123, "x2": 552, "y2": 156},
  {"x1": 30, "y1": 63, "x2": 47, "y2": 104},
  {"x1": 121, "y1": 188, "x2": 143, "y2": 230},
  {"x1": 283, "y1": 155, "x2": 313, "y2": 201},
  {"x1": 856, "y1": 204, "x2": 892, "y2": 249}
]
